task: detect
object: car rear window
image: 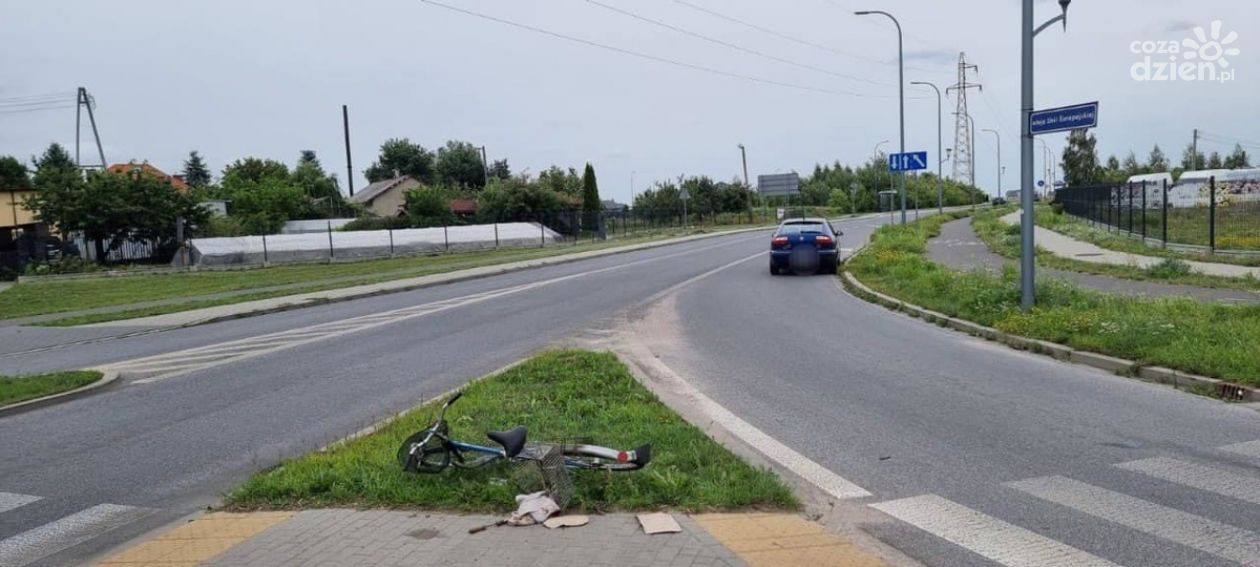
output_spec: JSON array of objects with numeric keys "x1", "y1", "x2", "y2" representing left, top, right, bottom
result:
[{"x1": 777, "y1": 223, "x2": 827, "y2": 235}]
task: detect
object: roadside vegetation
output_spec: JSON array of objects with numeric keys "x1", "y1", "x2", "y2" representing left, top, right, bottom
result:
[
  {"x1": 0, "y1": 370, "x2": 103, "y2": 407},
  {"x1": 972, "y1": 207, "x2": 1260, "y2": 292},
  {"x1": 847, "y1": 213, "x2": 1260, "y2": 387},
  {"x1": 1034, "y1": 207, "x2": 1260, "y2": 267},
  {"x1": 0, "y1": 225, "x2": 750, "y2": 325},
  {"x1": 226, "y1": 350, "x2": 796, "y2": 513}
]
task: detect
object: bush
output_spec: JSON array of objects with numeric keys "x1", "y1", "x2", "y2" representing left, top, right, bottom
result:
[
  {"x1": 1146, "y1": 258, "x2": 1193, "y2": 279},
  {"x1": 340, "y1": 216, "x2": 414, "y2": 232},
  {"x1": 197, "y1": 215, "x2": 249, "y2": 237},
  {"x1": 1051, "y1": 201, "x2": 1065, "y2": 215},
  {"x1": 22, "y1": 255, "x2": 102, "y2": 276}
]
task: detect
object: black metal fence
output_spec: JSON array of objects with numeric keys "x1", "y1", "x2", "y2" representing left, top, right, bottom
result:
[{"x1": 1056, "y1": 177, "x2": 1260, "y2": 253}]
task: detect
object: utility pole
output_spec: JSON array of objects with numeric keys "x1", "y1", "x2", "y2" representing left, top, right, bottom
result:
[
  {"x1": 947, "y1": 54, "x2": 981, "y2": 188},
  {"x1": 480, "y1": 145, "x2": 489, "y2": 181},
  {"x1": 855, "y1": 10, "x2": 906, "y2": 224},
  {"x1": 342, "y1": 105, "x2": 354, "y2": 196},
  {"x1": 1021, "y1": 0, "x2": 1072, "y2": 310},
  {"x1": 954, "y1": 112, "x2": 977, "y2": 208},
  {"x1": 912, "y1": 81, "x2": 944, "y2": 214},
  {"x1": 75, "y1": 87, "x2": 106, "y2": 170},
  {"x1": 738, "y1": 144, "x2": 751, "y2": 213},
  {"x1": 1192, "y1": 128, "x2": 1199, "y2": 171},
  {"x1": 984, "y1": 129, "x2": 1001, "y2": 200}
]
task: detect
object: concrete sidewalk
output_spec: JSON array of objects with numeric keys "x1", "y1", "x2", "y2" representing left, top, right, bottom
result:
[
  {"x1": 1001, "y1": 211, "x2": 1260, "y2": 279},
  {"x1": 95, "y1": 509, "x2": 887, "y2": 567}
]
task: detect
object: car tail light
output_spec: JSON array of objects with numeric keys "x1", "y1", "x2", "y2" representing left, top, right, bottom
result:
[
  {"x1": 771, "y1": 236, "x2": 789, "y2": 248},
  {"x1": 815, "y1": 235, "x2": 834, "y2": 246}
]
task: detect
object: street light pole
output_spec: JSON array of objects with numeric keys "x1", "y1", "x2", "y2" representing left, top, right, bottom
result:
[
  {"x1": 856, "y1": 10, "x2": 906, "y2": 225},
  {"x1": 911, "y1": 81, "x2": 943, "y2": 214},
  {"x1": 983, "y1": 129, "x2": 1001, "y2": 200},
  {"x1": 1021, "y1": 0, "x2": 1071, "y2": 310},
  {"x1": 873, "y1": 140, "x2": 890, "y2": 161}
]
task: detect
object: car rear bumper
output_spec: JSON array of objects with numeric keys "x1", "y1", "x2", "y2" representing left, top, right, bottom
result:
[{"x1": 769, "y1": 249, "x2": 838, "y2": 268}]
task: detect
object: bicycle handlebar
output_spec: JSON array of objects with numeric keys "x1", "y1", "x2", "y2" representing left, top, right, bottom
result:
[{"x1": 445, "y1": 391, "x2": 463, "y2": 406}]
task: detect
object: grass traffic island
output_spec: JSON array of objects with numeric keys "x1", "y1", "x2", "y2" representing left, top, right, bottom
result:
[
  {"x1": 0, "y1": 225, "x2": 763, "y2": 327},
  {"x1": 972, "y1": 207, "x2": 1260, "y2": 293},
  {"x1": 0, "y1": 370, "x2": 104, "y2": 408},
  {"x1": 225, "y1": 350, "x2": 797, "y2": 513},
  {"x1": 846, "y1": 212, "x2": 1260, "y2": 388}
]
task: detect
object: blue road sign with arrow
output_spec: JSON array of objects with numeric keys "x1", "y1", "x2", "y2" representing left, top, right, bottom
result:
[{"x1": 888, "y1": 151, "x2": 929, "y2": 172}]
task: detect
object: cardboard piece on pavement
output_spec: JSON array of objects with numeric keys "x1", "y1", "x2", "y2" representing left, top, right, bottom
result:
[
  {"x1": 543, "y1": 515, "x2": 590, "y2": 529},
  {"x1": 636, "y1": 513, "x2": 682, "y2": 535}
]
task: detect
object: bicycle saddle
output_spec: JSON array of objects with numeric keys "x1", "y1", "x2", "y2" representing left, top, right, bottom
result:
[{"x1": 486, "y1": 426, "x2": 527, "y2": 458}]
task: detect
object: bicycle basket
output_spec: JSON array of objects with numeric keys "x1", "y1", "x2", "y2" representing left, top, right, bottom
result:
[{"x1": 512, "y1": 444, "x2": 573, "y2": 510}]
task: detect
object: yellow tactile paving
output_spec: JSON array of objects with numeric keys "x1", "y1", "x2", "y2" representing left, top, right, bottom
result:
[
  {"x1": 692, "y1": 513, "x2": 888, "y2": 567},
  {"x1": 95, "y1": 512, "x2": 293, "y2": 566}
]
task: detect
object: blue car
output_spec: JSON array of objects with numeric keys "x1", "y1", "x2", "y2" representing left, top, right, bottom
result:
[{"x1": 769, "y1": 218, "x2": 842, "y2": 276}]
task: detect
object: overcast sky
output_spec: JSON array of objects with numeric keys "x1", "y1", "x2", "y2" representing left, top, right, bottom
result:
[{"x1": 2, "y1": 0, "x2": 1256, "y2": 203}]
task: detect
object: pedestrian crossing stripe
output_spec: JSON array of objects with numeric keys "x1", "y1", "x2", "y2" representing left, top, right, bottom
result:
[
  {"x1": 0, "y1": 494, "x2": 39, "y2": 516},
  {"x1": 0, "y1": 503, "x2": 155, "y2": 567},
  {"x1": 1117, "y1": 456, "x2": 1260, "y2": 505}
]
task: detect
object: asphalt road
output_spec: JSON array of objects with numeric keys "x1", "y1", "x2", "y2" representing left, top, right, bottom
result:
[{"x1": 2, "y1": 211, "x2": 1259, "y2": 567}]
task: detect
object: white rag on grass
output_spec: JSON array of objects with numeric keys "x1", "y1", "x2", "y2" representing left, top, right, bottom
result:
[{"x1": 507, "y1": 491, "x2": 561, "y2": 526}]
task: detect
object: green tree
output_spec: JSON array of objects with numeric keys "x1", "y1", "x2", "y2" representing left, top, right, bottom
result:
[
  {"x1": 433, "y1": 140, "x2": 486, "y2": 189},
  {"x1": 477, "y1": 175, "x2": 571, "y2": 222},
  {"x1": 1061, "y1": 130, "x2": 1101, "y2": 186},
  {"x1": 182, "y1": 150, "x2": 212, "y2": 188},
  {"x1": 1147, "y1": 144, "x2": 1169, "y2": 172},
  {"x1": 1104, "y1": 155, "x2": 1126, "y2": 182},
  {"x1": 1207, "y1": 151, "x2": 1224, "y2": 169},
  {"x1": 581, "y1": 163, "x2": 600, "y2": 230},
  {"x1": 538, "y1": 166, "x2": 582, "y2": 196},
  {"x1": 26, "y1": 169, "x2": 207, "y2": 261},
  {"x1": 0, "y1": 155, "x2": 31, "y2": 189},
  {"x1": 1224, "y1": 143, "x2": 1251, "y2": 169},
  {"x1": 292, "y1": 150, "x2": 347, "y2": 218},
  {"x1": 364, "y1": 138, "x2": 434, "y2": 183},
  {"x1": 402, "y1": 187, "x2": 452, "y2": 226},
  {"x1": 32, "y1": 143, "x2": 78, "y2": 191},
  {"x1": 488, "y1": 159, "x2": 511, "y2": 180},
  {"x1": 215, "y1": 158, "x2": 304, "y2": 233},
  {"x1": 1180, "y1": 143, "x2": 1205, "y2": 171}
]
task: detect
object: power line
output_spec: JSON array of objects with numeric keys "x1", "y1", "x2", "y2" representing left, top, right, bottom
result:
[
  {"x1": 418, "y1": 0, "x2": 902, "y2": 99},
  {"x1": 588, "y1": 0, "x2": 892, "y2": 87},
  {"x1": 0, "y1": 103, "x2": 76, "y2": 115},
  {"x1": 0, "y1": 91, "x2": 76, "y2": 104}
]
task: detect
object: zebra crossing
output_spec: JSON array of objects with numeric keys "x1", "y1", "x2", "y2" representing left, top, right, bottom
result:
[
  {"x1": 0, "y1": 493, "x2": 154, "y2": 567},
  {"x1": 869, "y1": 439, "x2": 1260, "y2": 566}
]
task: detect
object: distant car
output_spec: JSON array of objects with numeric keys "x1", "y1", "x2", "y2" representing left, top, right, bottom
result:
[
  {"x1": 992, "y1": 196, "x2": 1007, "y2": 206},
  {"x1": 769, "y1": 218, "x2": 841, "y2": 276}
]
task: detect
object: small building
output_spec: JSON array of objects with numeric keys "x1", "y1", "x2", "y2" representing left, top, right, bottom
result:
[
  {"x1": 449, "y1": 198, "x2": 477, "y2": 217},
  {"x1": 601, "y1": 199, "x2": 629, "y2": 213},
  {"x1": 107, "y1": 161, "x2": 191, "y2": 192},
  {"x1": 349, "y1": 176, "x2": 421, "y2": 217}
]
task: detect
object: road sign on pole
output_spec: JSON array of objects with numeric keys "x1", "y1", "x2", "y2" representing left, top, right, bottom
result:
[
  {"x1": 1029, "y1": 101, "x2": 1098, "y2": 135},
  {"x1": 888, "y1": 151, "x2": 929, "y2": 172},
  {"x1": 757, "y1": 173, "x2": 800, "y2": 196}
]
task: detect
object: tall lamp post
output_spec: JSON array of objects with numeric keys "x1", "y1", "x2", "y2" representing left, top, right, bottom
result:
[
  {"x1": 983, "y1": 129, "x2": 1001, "y2": 201},
  {"x1": 856, "y1": 10, "x2": 906, "y2": 224},
  {"x1": 911, "y1": 81, "x2": 943, "y2": 214},
  {"x1": 873, "y1": 140, "x2": 890, "y2": 161},
  {"x1": 1021, "y1": 0, "x2": 1072, "y2": 310}
]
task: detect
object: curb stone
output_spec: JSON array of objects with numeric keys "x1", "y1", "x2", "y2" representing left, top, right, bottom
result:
[
  {"x1": 839, "y1": 269, "x2": 1256, "y2": 402},
  {"x1": 0, "y1": 369, "x2": 118, "y2": 417}
]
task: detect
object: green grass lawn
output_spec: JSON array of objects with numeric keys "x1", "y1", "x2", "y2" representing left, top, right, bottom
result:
[
  {"x1": 848, "y1": 213, "x2": 1260, "y2": 387},
  {"x1": 0, "y1": 370, "x2": 103, "y2": 407},
  {"x1": 225, "y1": 350, "x2": 796, "y2": 513},
  {"x1": 1, "y1": 226, "x2": 759, "y2": 325},
  {"x1": 1038, "y1": 207, "x2": 1260, "y2": 267},
  {"x1": 974, "y1": 208, "x2": 1260, "y2": 292}
]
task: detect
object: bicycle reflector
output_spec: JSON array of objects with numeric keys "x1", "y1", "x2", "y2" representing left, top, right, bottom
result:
[{"x1": 617, "y1": 451, "x2": 629, "y2": 463}]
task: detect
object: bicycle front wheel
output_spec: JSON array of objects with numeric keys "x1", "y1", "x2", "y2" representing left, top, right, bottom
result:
[{"x1": 562, "y1": 443, "x2": 651, "y2": 471}]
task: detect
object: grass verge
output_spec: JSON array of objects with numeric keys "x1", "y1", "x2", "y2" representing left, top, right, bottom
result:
[
  {"x1": 1036, "y1": 207, "x2": 1260, "y2": 267},
  {"x1": 0, "y1": 370, "x2": 103, "y2": 407},
  {"x1": 847, "y1": 213, "x2": 1260, "y2": 387},
  {"x1": 973, "y1": 208, "x2": 1260, "y2": 292},
  {"x1": 2, "y1": 226, "x2": 762, "y2": 326},
  {"x1": 225, "y1": 350, "x2": 797, "y2": 513}
]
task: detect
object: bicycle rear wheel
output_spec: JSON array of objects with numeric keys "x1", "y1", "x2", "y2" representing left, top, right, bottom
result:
[{"x1": 562, "y1": 443, "x2": 651, "y2": 471}]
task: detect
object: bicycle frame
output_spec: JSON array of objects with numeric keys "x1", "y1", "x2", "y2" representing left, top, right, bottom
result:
[{"x1": 406, "y1": 392, "x2": 513, "y2": 469}]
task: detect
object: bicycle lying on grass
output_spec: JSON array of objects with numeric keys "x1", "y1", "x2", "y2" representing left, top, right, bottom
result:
[{"x1": 397, "y1": 391, "x2": 652, "y2": 474}]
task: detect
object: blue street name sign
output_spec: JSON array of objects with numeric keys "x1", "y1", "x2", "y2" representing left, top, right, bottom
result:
[
  {"x1": 888, "y1": 151, "x2": 929, "y2": 172},
  {"x1": 1029, "y1": 101, "x2": 1099, "y2": 135}
]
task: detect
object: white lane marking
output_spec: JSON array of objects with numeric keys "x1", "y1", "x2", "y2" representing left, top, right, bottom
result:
[
  {"x1": 870, "y1": 495, "x2": 1118, "y2": 567},
  {"x1": 631, "y1": 342, "x2": 870, "y2": 500},
  {"x1": 1007, "y1": 475, "x2": 1260, "y2": 565},
  {"x1": 1117, "y1": 457, "x2": 1260, "y2": 505},
  {"x1": 117, "y1": 235, "x2": 766, "y2": 383},
  {"x1": 0, "y1": 504, "x2": 155, "y2": 567},
  {"x1": 1222, "y1": 440, "x2": 1260, "y2": 460},
  {"x1": 0, "y1": 494, "x2": 40, "y2": 515}
]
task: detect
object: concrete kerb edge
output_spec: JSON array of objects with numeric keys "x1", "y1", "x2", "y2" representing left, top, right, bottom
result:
[
  {"x1": 0, "y1": 368, "x2": 119, "y2": 417},
  {"x1": 89, "y1": 226, "x2": 774, "y2": 330},
  {"x1": 838, "y1": 259, "x2": 1256, "y2": 402}
]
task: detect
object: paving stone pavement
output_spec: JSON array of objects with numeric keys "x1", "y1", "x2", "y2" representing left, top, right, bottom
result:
[{"x1": 201, "y1": 510, "x2": 744, "y2": 567}]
